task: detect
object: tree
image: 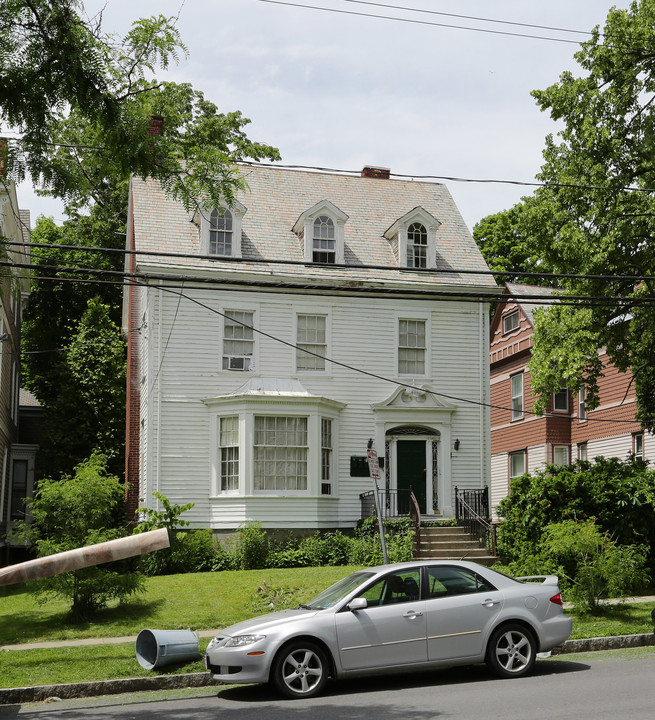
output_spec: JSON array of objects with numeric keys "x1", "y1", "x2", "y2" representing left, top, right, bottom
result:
[
  {"x1": 1, "y1": 1, "x2": 280, "y2": 211},
  {"x1": 14, "y1": 454, "x2": 144, "y2": 621},
  {"x1": 519, "y1": 0, "x2": 655, "y2": 429},
  {"x1": 45, "y1": 297, "x2": 126, "y2": 478},
  {"x1": 21, "y1": 214, "x2": 127, "y2": 477},
  {"x1": 10, "y1": 2, "x2": 279, "y2": 477},
  {"x1": 472, "y1": 199, "x2": 555, "y2": 286}
]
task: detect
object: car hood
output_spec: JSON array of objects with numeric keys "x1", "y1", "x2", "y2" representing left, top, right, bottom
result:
[{"x1": 218, "y1": 607, "x2": 321, "y2": 637}]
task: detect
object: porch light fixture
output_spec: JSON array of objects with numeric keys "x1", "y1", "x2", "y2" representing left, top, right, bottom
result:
[{"x1": 454, "y1": 439, "x2": 460, "y2": 451}]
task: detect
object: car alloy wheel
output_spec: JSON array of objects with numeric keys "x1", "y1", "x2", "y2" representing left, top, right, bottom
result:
[
  {"x1": 272, "y1": 641, "x2": 329, "y2": 699},
  {"x1": 487, "y1": 624, "x2": 536, "y2": 678}
]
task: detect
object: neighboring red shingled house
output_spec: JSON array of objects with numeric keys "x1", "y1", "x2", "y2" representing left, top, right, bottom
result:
[{"x1": 489, "y1": 283, "x2": 648, "y2": 514}]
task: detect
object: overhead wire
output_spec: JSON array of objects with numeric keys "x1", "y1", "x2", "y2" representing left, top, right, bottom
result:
[
  {"x1": 254, "y1": 0, "x2": 588, "y2": 45},
  {"x1": 10, "y1": 237, "x2": 655, "y2": 287},
  {"x1": 3, "y1": 256, "x2": 642, "y2": 424}
]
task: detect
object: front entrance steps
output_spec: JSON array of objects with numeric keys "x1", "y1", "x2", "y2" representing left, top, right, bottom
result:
[{"x1": 417, "y1": 524, "x2": 496, "y2": 566}]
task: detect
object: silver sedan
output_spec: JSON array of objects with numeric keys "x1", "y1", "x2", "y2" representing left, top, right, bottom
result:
[{"x1": 204, "y1": 560, "x2": 572, "y2": 699}]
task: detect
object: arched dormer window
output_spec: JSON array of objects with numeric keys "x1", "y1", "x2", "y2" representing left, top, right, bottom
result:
[
  {"x1": 293, "y1": 200, "x2": 349, "y2": 265},
  {"x1": 313, "y1": 216, "x2": 336, "y2": 263},
  {"x1": 196, "y1": 199, "x2": 247, "y2": 258},
  {"x1": 407, "y1": 222, "x2": 427, "y2": 268},
  {"x1": 210, "y1": 209, "x2": 233, "y2": 255},
  {"x1": 384, "y1": 207, "x2": 440, "y2": 269}
]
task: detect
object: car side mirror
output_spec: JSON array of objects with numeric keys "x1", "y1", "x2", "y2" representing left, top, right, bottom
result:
[{"x1": 347, "y1": 597, "x2": 368, "y2": 612}]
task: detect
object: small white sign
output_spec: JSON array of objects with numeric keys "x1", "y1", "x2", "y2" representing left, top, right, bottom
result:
[{"x1": 366, "y1": 448, "x2": 380, "y2": 480}]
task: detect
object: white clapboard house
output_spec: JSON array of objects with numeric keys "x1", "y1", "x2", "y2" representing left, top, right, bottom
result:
[{"x1": 123, "y1": 164, "x2": 498, "y2": 532}]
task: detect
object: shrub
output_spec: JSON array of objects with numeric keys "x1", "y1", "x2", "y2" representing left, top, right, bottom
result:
[
  {"x1": 136, "y1": 493, "x2": 217, "y2": 575},
  {"x1": 496, "y1": 457, "x2": 655, "y2": 566},
  {"x1": 13, "y1": 454, "x2": 144, "y2": 621},
  {"x1": 543, "y1": 520, "x2": 650, "y2": 611},
  {"x1": 237, "y1": 522, "x2": 269, "y2": 570}
]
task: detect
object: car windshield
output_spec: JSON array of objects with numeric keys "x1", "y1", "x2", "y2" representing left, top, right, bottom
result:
[{"x1": 304, "y1": 571, "x2": 375, "y2": 609}]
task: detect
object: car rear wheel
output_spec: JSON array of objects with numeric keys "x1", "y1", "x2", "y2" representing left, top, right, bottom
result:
[
  {"x1": 272, "y1": 641, "x2": 329, "y2": 699},
  {"x1": 486, "y1": 624, "x2": 536, "y2": 678}
]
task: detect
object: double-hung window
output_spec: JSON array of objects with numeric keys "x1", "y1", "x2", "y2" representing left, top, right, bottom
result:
[
  {"x1": 553, "y1": 385, "x2": 569, "y2": 412},
  {"x1": 321, "y1": 418, "x2": 332, "y2": 495},
  {"x1": 312, "y1": 216, "x2": 336, "y2": 263},
  {"x1": 407, "y1": 223, "x2": 428, "y2": 268},
  {"x1": 578, "y1": 387, "x2": 587, "y2": 421},
  {"x1": 219, "y1": 416, "x2": 239, "y2": 492},
  {"x1": 209, "y1": 209, "x2": 233, "y2": 255},
  {"x1": 398, "y1": 319, "x2": 426, "y2": 375},
  {"x1": 297, "y1": 314, "x2": 327, "y2": 371},
  {"x1": 634, "y1": 433, "x2": 644, "y2": 461},
  {"x1": 509, "y1": 450, "x2": 526, "y2": 479},
  {"x1": 503, "y1": 311, "x2": 519, "y2": 334},
  {"x1": 254, "y1": 416, "x2": 308, "y2": 491},
  {"x1": 511, "y1": 373, "x2": 524, "y2": 421},
  {"x1": 223, "y1": 311, "x2": 254, "y2": 371},
  {"x1": 553, "y1": 445, "x2": 570, "y2": 465}
]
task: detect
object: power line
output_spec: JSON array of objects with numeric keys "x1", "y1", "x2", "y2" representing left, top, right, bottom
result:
[
  {"x1": 255, "y1": 0, "x2": 586, "y2": 44},
  {"x1": 146, "y1": 280, "x2": 642, "y2": 426},
  {"x1": 344, "y1": 1, "x2": 596, "y2": 37},
  {"x1": 7, "y1": 262, "x2": 642, "y2": 424},
  {"x1": 13, "y1": 237, "x2": 655, "y2": 286},
  {"x1": 6, "y1": 256, "x2": 655, "y2": 308},
  {"x1": 241, "y1": 161, "x2": 655, "y2": 195}
]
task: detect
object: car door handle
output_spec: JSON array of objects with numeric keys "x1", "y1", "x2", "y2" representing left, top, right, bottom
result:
[
  {"x1": 403, "y1": 610, "x2": 423, "y2": 618},
  {"x1": 481, "y1": 599, "x2": 500, "y2": 607}
]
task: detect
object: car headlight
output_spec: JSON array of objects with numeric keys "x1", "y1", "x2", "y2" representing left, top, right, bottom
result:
[{"x1": 224, "y1": 634, "x2": 266, "y2": 647}]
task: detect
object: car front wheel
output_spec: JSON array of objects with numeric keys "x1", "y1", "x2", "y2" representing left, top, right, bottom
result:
[
  {"x1": 272, "y1": 641, "x2": 329, "y2": 699},
  {"x1": 486, "y1": 624, "x2": 536, "y2": 678}
]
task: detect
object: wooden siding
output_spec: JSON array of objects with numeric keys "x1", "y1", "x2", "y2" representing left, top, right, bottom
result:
[
  {"x1": 490, "y1": 289, "x2": 651, "y2": 507},
  {"x1": 138, "y1": 286, "x2": 490, "y2": 528}
]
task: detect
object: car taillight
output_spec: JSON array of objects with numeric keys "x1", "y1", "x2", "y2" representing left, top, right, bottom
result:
[{"x1": 550, "y1": 592, "x2": 563, "y2": 605}]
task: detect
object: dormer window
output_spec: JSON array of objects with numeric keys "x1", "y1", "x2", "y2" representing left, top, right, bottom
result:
[
  {"x1": 293, "y1": 200, "x2": 348, "y2": 265},
  {"x1": 384, "y1": 207, "x2": 440, "y2": 269},
  {"x1": 407, "y1": 223, "x2": 427, "y2": 268},
  {"x1": 313, "y1": 216, "x2": 336, "y2": 263},
  {"x1": 210, "y1": 209, "x2": 233, "y2": 255},
  {"x1": 197, "y1": 199, "x2": 247, "y2": 258}
]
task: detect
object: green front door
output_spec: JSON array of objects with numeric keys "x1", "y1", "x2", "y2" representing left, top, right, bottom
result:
[{"x1": 396, "y1": 440, "x2": 427, "y2": 514}]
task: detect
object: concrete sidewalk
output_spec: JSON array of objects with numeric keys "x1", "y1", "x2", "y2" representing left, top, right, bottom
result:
[
  {"x1": 1, "y1": 596, "x2": 654, "y2": 706},
  {"x1": 3, "y1": 595, "x2": 654, "y2": 652}
]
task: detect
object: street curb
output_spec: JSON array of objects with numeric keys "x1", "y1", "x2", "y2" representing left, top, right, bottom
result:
[
  {"x1": 551, "y1": 632, "x2": 655, "y2": 655},
  {"x1": 2, "y1": 633, "x2": 655, "y2": 705},
  {"x1": 0, "y1": 672, "x2": 221, "y2": 706}
]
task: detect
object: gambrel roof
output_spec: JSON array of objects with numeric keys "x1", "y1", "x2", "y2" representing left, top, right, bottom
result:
[{"x1": 129, "y1": 164, "x2": 497, "y2": 292}]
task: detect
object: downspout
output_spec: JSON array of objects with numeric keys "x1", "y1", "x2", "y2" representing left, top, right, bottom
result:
[{"x1": 156, "y1": 283, "x2": 163, "y2": 509}]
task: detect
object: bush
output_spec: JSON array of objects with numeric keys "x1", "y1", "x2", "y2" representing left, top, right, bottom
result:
[
  {"x1": 136, "y1": 493, "x2": 217, "y2": 575},
  {"x1": 496, "y1": 457, "x2": 655, "y2": 566},
  {"x1": 237, "y1": 522, "x2": 269, "y2": 570},
  {"x1": 13, "y1": 454, "x2": 144, "y2": 621},
  {"x1": 543, "y1": 520, "x2": 650, "y2": 610}
]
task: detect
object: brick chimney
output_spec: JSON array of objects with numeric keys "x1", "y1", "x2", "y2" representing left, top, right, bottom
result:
[{"x1": 361, "y1": 165, "x2": 390, "y2": 180}]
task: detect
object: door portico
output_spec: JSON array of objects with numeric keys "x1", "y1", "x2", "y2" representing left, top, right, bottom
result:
[{"x1": 371, "y1": 385, "x2": 456, "y2": 517}]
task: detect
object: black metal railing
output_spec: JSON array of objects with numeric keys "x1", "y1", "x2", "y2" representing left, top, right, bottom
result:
[
  {"x1": 359, "y1": 488, "x2": 417, "y2": 519},
  {"x1": 455, "y1": 486, "x2": 497, "y2": 557}
]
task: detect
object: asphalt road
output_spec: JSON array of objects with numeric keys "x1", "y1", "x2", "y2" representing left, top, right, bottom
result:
[{"x1": 3, "y1": 648, "x2": 655, "y2": 720}]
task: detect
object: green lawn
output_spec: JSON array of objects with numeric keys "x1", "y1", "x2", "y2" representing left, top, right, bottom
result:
[
  {"x1": 1, "y1": 567, "x2": 654, "y2": 690},
  {"x1": 0, "y1": 566, "x2": 358, "y2": 645}
]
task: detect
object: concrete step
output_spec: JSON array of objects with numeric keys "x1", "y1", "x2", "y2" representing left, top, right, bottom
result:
[{"x1": 416, "y1": 524, "x2": 496, "y2": 564}]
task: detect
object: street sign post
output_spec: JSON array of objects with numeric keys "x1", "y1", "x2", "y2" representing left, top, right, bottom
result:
[{"x1": 367, "y1": 444, "x2": 388, "y2": 564}]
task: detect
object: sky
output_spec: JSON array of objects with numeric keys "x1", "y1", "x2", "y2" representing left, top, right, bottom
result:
[{"x1": 13, "y1": 0, "x2": 631, "y2": 232}]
